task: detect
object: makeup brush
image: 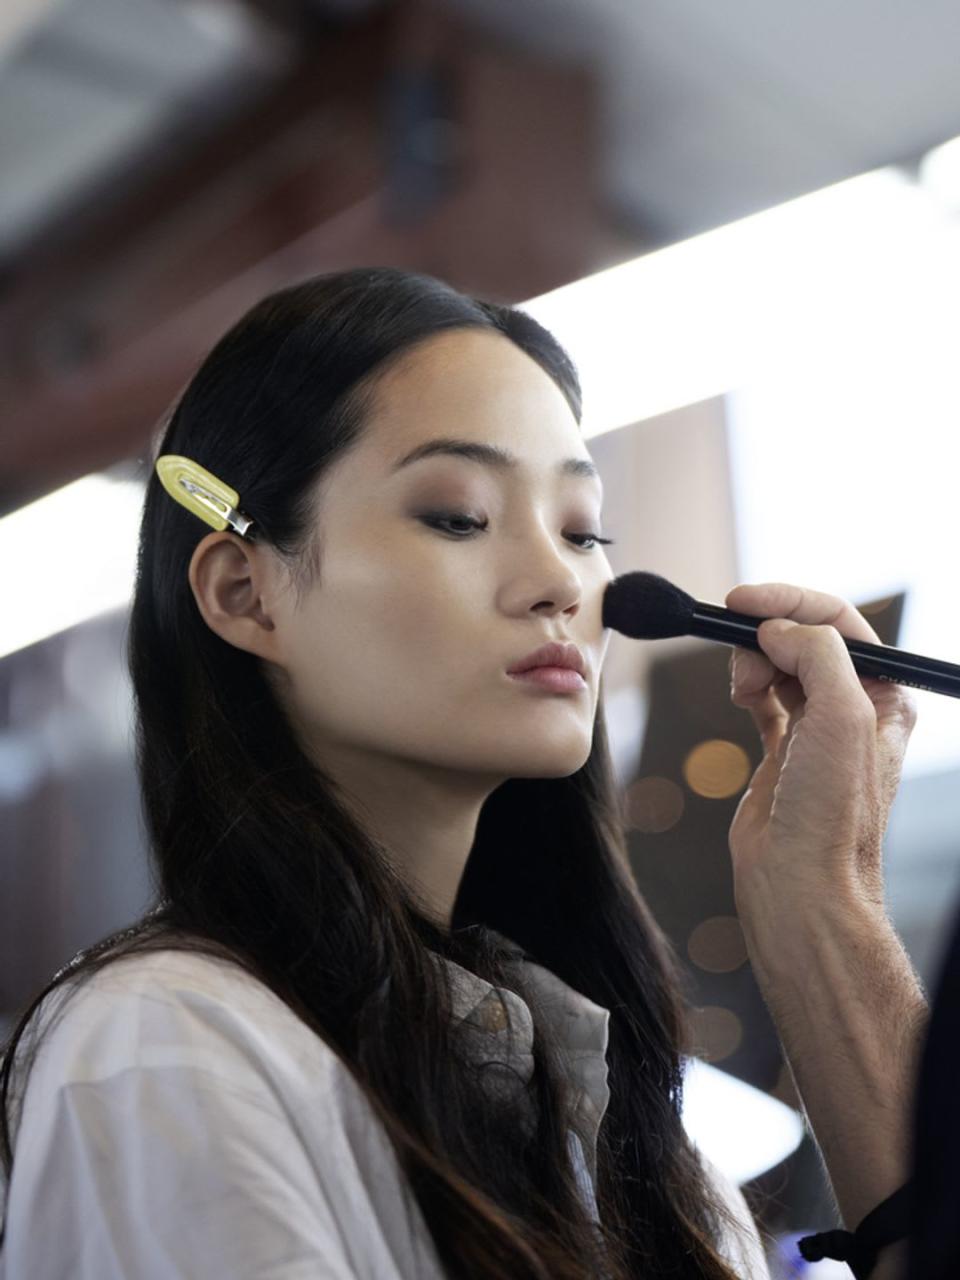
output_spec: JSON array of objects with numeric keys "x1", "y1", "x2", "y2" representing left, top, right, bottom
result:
[{"x1": 602, "y1": 571, "x2": 960, "y2": 699}]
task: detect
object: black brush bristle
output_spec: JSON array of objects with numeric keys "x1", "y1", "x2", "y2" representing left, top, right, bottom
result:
[{"x1": 601, "y1": 571, "x2": 696, "y2": 639}]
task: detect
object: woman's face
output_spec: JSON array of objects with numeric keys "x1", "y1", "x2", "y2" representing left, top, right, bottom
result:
[{"x1": 268, "y1": 327, "x2": 615, "y2": 785}]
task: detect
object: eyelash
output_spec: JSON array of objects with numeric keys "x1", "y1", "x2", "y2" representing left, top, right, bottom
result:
[{"x1": 420, "y1": 513, "x2": 615, "y2": 551}]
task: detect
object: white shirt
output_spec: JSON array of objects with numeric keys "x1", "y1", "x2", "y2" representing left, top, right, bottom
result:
[{"x1": 0, "y1": 946, "x2": 770, "y2": 1279}]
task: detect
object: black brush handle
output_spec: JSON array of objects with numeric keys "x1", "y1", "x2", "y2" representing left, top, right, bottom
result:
[{"x1": 691, "y1": 602, "x2": 960, "y2": 699}]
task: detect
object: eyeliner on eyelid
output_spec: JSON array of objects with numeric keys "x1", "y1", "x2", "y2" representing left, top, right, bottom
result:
[{"x1": 417, "y1": 512, "x2": 614, "y2": 548}]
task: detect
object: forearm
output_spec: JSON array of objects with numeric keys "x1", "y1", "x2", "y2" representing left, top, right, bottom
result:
[{"x1": 739, "y1": 890, "x2": 929, "y2": 1246}]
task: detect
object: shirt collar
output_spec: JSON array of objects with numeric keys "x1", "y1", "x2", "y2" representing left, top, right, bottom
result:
[{"x1": 436, "y1": 940, "x2": 611, "y2": 1183}]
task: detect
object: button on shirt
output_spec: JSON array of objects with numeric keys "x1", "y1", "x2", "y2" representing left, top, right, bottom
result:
[{"x1": 0, "y1": 946, "x2": 770, "y2": 1279}]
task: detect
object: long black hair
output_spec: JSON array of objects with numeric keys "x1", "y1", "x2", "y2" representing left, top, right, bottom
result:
[{"x1": 1, "y1": 266, "x2": 750, "y2": 1277}]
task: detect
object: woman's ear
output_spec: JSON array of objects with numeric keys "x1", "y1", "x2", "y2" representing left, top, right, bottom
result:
[{"x1": 187, "y1": 531, "x2": 287, "y2": 662}]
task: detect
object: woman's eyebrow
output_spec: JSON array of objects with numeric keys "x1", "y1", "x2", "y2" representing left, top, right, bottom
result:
[{"x1": 391, "y1": 437, "x2": 600, "y2": 484}]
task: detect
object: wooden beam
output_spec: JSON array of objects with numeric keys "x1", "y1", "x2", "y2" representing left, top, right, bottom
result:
[{"x1": 0, "y1": 4, "x2": 606, "y2": 516}]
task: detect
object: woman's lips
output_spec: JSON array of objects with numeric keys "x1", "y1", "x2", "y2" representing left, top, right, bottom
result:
[{"x1": 507, "y1": 667, "x2": 587, "y2": 693}]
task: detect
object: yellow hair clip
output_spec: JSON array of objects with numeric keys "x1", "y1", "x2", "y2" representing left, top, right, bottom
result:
[{"x1": 155, "y1": 454, "x2": 256, "y2": 538}]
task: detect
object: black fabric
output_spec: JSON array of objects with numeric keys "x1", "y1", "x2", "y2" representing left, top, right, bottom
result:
[
  {"x1": 907, "y1": 890, "x2": 960, "y2": 1280},
  {"x1": 797, "y1": 1180, "x2": 913, "y2": 1279}
]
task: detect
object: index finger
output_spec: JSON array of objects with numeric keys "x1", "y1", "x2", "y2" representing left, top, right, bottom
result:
[{"x1": 725, "y1": 582, "x2": 882, "y2": 646}]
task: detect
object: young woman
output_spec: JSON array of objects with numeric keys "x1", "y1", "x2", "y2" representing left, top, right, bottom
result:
[{"x1": 0, "y1": 267, "x2": 770, "y2": 1278}]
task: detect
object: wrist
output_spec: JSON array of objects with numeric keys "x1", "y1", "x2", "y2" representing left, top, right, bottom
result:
[
  {"x1": 735, "y1": 872, "x2": 890, "y2": 980},
  {"x1": 737, "y1": 884, "x2": 927, "y2": 1230}
]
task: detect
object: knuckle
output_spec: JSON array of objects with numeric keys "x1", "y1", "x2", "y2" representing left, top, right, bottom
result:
[
  {"x1": 822, "y1": 623, "x2": 848, "y2": 648},
  {"x1": 897, "y1": 690, "x2": 919, "y2": 730},
  {"x1": 787, "y1": 621, "x2": 819, "y2": 653},
  {"x1": 852, "y1": 694, "x2": 878, "y2": 727},
  {"x1": 793, "y1": 585, "x2": 842, "y2": 621},
  {"x1": 818, "y1": 623, "x2": 858, "y2": 660},
  {"x1": 743, "y1": 651, "x2": 773, "y2": 682}
]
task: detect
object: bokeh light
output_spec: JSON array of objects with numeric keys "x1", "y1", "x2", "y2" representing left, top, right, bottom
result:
[
  {"x1": 682, "y1": 738, "x2": 751, "y2": 799},
  {"x1": 688, "y1": 1005, "x2": 743, "y2": 1063},
  {"x1": 687, "y1": 915, "x2": 748, "y2": 973},
  {"x1": 624, "y1": 775, "x2": 685, "y2": 833}
]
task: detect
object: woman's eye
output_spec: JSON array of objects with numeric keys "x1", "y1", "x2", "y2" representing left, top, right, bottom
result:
[
  {"x1": 567, "y1": 531, "x2": 616, "y2": 550},
  {"x1": 421, "y1": 513, "x2": 486, "y2": 537},
  {"x1": 419, "y1": 513, "x2": 615, "y2": 550}
]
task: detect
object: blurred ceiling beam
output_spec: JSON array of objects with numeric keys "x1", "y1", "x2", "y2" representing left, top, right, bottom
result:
[{"x1": 0, "y1": 0, "x2": 614, "y2": 518}]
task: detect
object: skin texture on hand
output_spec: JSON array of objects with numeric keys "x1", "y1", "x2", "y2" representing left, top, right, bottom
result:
[
  {"x1": 724, "y1": 581, "x2": 917, "y2": 914},
  {"x1": 724, "y1": 582, "x2": 928, "y2": 1257}
]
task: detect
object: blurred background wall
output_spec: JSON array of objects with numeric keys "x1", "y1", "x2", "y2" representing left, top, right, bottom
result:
[{"x1": 4, "y1": 2, "x2": 960, "y2": 1274}]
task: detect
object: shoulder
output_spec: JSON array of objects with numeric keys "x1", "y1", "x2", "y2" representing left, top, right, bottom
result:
[
  {"x1": 2, "y1": 952, "x2": 439, "y2": 1279},
  {"x1": 18, "y1": 948, "x2": 354, "y2": 1108}
]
